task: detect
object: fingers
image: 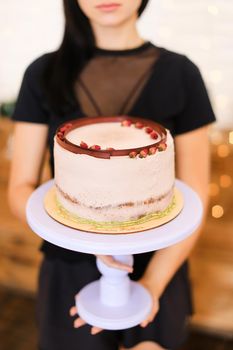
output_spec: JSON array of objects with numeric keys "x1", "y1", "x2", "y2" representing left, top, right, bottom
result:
[
  {"x1": 140, "y1": 299, "x2": 159, "y2": 328},
  {"x1": 74, "y1": 318, "x2": 103, "y2": 335},
  {"x1": 91, "y1": 326, "x2": 103, "y2": 335},
  {"x1": 106, "y1": 256, "x2": 133, "y2": 272},
  {"x1": 69, "y1": 306, "x2": 77, "y2": 317},
  {"x1": 73, "y1": 316, "x2": 103, "y2": 335},
  {"x1": 97, "y1": 255, "x2": 133, "y2": 273},
  {"x1": 70, "y1": 304, "x2": 103, "y2": 335},
  {"x1": 74, "y1": 317, "x2": 86, "y2": 328}
]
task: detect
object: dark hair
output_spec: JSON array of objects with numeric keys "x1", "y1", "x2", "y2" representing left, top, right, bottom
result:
[{"x1": 44, "y1": 0, "x2": 150, "y2": 114}]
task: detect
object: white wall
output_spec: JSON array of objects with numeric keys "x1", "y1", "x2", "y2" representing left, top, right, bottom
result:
[
  {"x1": 0, "y1": 0, "x2": 64, "y2": 102},
  {"x1": 138, "y1": 0, "x2": 233, "y2": 128},
  {"x1": 1, "y1": 0, "x2": 233, "y2": 127}
]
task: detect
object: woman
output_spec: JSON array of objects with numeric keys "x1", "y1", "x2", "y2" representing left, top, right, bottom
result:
[{"x1": 8, "y1": 1, "x2": 216, "y2": 349}]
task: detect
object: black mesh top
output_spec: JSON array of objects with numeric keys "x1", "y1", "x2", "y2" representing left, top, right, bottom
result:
[{"x1": 12, "y1": 41, "x2": 216, "y2": 267}]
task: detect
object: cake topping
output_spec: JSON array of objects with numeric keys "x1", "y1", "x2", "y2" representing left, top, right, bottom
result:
[
  {"x1": 135, "y1": 122, "x2": 144, "y2": 129},
  {"x1": 80, "y1": 141, "x2": 88, "y2": 149},
  {"x1": 139, "y1": 149, "x2": 148, "y2": 158},
  {"x1": 56, "y1": 116, "x2": 167, "y2": 159},
  {"x1": 149, "y1": 147, "x2": 157, "y2": 155},
  {"x1": 90, "y1": 145, "x2": 101, "y2": 150},
  {"x1": 129, "y1": 151, "x2": 137, "y2": 158},
  {"x1": 57, "y1": 132, "x2": 64, "y2": 140},
  {"x1": 150, "y1": 131, "x2": 159, "y2": 140},
  {"x1": 60, "y1": 123, "x2": 72, "y2": 133},
  {"x1": 121, "y1": 119, "x2": 132, "y2": 127},
  {"x1": 158, "y1": 143, "x2": 167, "y2": 151},
  {"x1": 145, "y1": 127, "x2": 153, "y2": 134}
]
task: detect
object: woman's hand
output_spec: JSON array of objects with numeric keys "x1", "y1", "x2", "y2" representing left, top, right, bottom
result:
[
  {"x1": 95, "y1": 255, "x2": 133, "y2": 273},
  {"x1": 70, "y1": 301, "x2": 103, "y2": 335},
  {"x1": 138, "y1": 277, "x2": 160, "y2": 328},
  {"x1": 69, "y1": 269, "x2": 160, "y2": 334},
  {"x1": 70, "y1": 254, "x2": 133, "y2": 334},
  {"x1": 69, "y1": 279, "x2": 160, "y2": 333}
]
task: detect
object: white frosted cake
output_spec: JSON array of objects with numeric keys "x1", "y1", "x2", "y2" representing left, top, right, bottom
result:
[{"x1": 54, "y1": 116, "x2": 175, "y2": 222}]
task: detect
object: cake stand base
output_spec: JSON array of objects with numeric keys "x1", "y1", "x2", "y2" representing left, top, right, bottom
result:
[
  {"x1": 77, "y1": 281, "x2": 151, "y2": 330},
  {"x1": 76, "y1": 254, "x2": 152, "y2": 330}
]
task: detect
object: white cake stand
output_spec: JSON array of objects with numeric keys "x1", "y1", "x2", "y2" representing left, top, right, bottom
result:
[{"x1": 26, "y1": 179, "x2": 203, "y2": 330}]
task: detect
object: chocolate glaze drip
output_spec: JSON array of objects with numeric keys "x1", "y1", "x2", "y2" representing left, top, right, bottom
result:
[{"x1": 56, "y1": 116, "x2": 167, "y2": 159}]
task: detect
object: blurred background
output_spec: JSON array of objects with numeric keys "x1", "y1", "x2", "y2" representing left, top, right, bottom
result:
[{"x1": 0, "y1": 0, "x2": 232, "y2": 349}]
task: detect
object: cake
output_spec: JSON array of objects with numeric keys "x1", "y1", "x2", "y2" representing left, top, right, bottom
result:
[{"x1": 54, "y1": 116, "x2": 175, "y2": 222}]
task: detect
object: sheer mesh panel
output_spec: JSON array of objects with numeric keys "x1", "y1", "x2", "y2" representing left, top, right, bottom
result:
[{"x1": 75, "y1": 44, "x2": 160, "y2": 116}]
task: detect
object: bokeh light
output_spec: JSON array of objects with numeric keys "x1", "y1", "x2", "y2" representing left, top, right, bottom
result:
[
  {"x1": 219, "y1": 175, "x2": 232, "y2": 188},
  {"x1": 208, "y1": 5, "x2": 219, "y2": 16},
  {"x1": 217, "y1": 144, "x2": 230, "y2": 158},
  {"x1": 210, "y1": 130, "x2": 223, "y2": 145},
  {"x1": 212, "y1": 205, "x2": 224, "y2": 218},
  {"x1": 229, "y1": 131, "x2": 233, "y2": 145}
]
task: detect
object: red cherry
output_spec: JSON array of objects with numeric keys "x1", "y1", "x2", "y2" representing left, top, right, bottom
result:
[
  {"x1": 145, "y1": 127, "x2": 153, "y2": 134},
  {"x1": 149, "y1": 147, "x2": 157, "y2": 155},
  {"x1": 57, "y1": 132, "x2": 64, "y2": 139},
  {"x1": 135, "y1": 122, "x2": 144, "y2": 129},
  {"x1": 65, "y1": 123, "x2": 72, "y2": 128},
  {"x1": 60, "y1": 126, "x2": 67, "y2": 133},
  {"x1": 129, "y1": 151, "x2": 137, "y2": 158},
  {"x1": 150, "y1": 131, "x2": 158, "y2": 140},
  {"x1": 158, "y1": 143, "x2": 167, "y2": 151},
  {"x1": 60, "y1": 123, "x2": 72, "y2": 133},
  {"x1": 80, "y1": 141, "x2": 88, "y2": 149},
  {"x1": 90, "y1": 145, "x2": 101, "y2": 150},
  {"x1": 121, "y1": 119, "x2": 132, "y2": 127},
  {"x1": 139, "y1": 149, "x2": 148, "y2": 158}
]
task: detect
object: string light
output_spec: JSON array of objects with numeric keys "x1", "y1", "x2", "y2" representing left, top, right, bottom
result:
[
  {"x1": 210, "y1": 130, "x2": 223, "y2": 145},
  {"x1": 212, "y1": 205, "x2": 224, "y2": 218},
  {"x1": 219, "y1": 175, "x2": 232, "y2": 188},
  {"x1": 229, "y1": 131, "x2": 233, "y2": 145},
  {"x1": 217, "y1": 144, "x2": 230, "y2": 158},
  {"x1": 208, "y1": 5, "x2": 219, "y2": 16}
]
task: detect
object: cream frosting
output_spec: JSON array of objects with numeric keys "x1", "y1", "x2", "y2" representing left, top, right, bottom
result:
[{"x1": 66, "y1": 122, "x2": 162, "y2": 150}]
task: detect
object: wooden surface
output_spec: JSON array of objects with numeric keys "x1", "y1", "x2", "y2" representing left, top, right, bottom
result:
[
  {"x1": 190, "y1": 132, "x2": 233, "y2": 335},
  {"x1": 0, "y1": 118, "x2": 232, "y2": 334},
  {"x1": 0, "y1": 118, "x2": 50, "y2": 293}
]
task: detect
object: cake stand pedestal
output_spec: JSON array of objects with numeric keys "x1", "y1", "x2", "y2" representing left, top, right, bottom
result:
[{"x1": 26, "y1": 179, "x2": 202, "y2": 330}]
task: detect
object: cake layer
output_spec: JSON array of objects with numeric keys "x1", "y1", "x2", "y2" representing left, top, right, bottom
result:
[{"x1": 56, "y1": 185, "x2": 174, "y2": 222}]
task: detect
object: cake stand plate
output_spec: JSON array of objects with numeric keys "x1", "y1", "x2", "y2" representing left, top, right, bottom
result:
[
  {"x1": 26, "y1": 179, "x2": 203, "y2": 330},
  {"x1": 44, "y1": 186, "x2": 183, "y2": 234},
  {"x1": 26, "y1": 179, "x2": 202, "y2": 255}
]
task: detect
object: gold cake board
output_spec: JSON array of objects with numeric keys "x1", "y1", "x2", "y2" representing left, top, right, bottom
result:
[{"x1": 44, "y1": 187, "x2": 183, "y2": 234}]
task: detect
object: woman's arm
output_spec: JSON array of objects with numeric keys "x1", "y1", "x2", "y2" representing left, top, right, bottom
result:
[
  {"x1": 8, "y1": 122, "x2": 48, "y2": 223},
  {"x1": 139, "y1": 125, "x2": 210, "y2": 326}
]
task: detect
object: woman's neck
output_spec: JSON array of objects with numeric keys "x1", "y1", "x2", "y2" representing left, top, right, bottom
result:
[{"x1": 91, "y1": 15, "x2": 145, "y2": 50}]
